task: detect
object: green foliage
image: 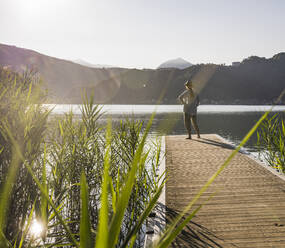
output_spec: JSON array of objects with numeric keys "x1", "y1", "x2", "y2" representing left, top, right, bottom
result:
[
  {"x1": 0, "y1": 67, "x2": 49, "y2": 246},
  {"x1": 0, "y1": 67, "x2": 163, "y2": 247},
  {"x1": 257, "y1": 113, "x2": 285, "y2": 172},
  {"x1": 80, "y1": 172, "x2": 92, "y2": 248}
]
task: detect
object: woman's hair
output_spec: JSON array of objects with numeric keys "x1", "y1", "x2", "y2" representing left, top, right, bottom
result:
[
  {"x1": 184, "y1": 80, "x2": 195, "y2": 97},
  {"x1": 184, "y1": 80, "x2": 193, "y2": 88}
]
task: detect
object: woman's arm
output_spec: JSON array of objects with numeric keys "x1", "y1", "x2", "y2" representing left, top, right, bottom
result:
[
  {"x1": 178, "y1": 95, "x2": 184, "y2": 104},
  {"x1": 178, "y1": 90, "x2": 187, "y2": 104},
  {"x1": 196, "y1": 95, "x2": 200, "y2": 106}
]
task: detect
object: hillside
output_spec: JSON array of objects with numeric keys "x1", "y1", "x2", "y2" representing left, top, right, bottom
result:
[
  {"x1": 0, "y1": 43, "x2": 284, "y2": 104},
  {"x1": 0, "y1": 44, "x2": 127, "y2": 102}
]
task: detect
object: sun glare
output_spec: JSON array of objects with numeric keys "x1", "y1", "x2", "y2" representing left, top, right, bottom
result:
[
  {"x1": 18, "y1": 0, "x2": 67, "y2": 16},
  {"x1": 30, "y1": 220, "x2": 44, "y2": 237}
]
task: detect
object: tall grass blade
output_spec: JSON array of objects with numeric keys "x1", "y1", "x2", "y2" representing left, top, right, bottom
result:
[
  {"x1": 80, "y1": 172, "x2": 93, "y2": 248},
  {"x1": 0, "y1": 231, "x2": 10, "y2": 248},
  {"x1": 41, "y1": 144, "x2": 48, "y2": 240},
  {"x1": 18, "y1": 201, "x2": 36, "y2": 248},
  {"x1": 26, "y1": 83, "x2": 32, "y2": 101},
  {"x1": 109, "y1": 179, "x2": 117, "y2": 214},
  {"x1": 0, "y1": 144, "x2": 21, "y2": 235},
  {"x1": 95, "y1": 120, "x2": 112, "y2": 248}
]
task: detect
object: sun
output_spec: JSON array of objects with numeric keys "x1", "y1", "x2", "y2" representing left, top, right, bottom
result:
[
  {"x1": 30, "y1": 220, "x2": 44, "y2": 238},
  {"x1": 18, "y1": 0, "x2": 66, "y2": 16}
]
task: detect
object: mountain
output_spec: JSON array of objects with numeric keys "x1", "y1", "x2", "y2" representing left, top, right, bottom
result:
[
  {"x1": 0, "y1": 43, "x2": 284, "y2": 104},
  {"x1": 73, "y1": 59, "x2": 113, "y2": 68},
  {"x1": 157, "y1": 58, "x2": 192, "y2": 69},
  {"x1": 0, "y1": 43, "x2": 127, "y2": 103}
]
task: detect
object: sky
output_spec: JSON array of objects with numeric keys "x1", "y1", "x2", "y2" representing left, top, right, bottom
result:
[{"x1": 1, "y1": 0, "x2": 285, "y2": 68}]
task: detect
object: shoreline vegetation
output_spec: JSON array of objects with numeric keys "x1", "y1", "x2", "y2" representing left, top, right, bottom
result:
[
  {"x1": 0, "y1": 67, "x2": 284, "y2": 247},
  {"x1": 257, "y1": 113, "x2": 285, "y2": 173},
  {"x1": 0, "y1": 67, "x2": 164, "y2": 247}
]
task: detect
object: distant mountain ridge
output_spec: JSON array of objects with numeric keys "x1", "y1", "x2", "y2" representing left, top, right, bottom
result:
[
  {"x1": 0, "y1": 43, "x2": 128, "y2": 103},
  {"x1": 0, "y1": 43, "x2": 284, "y2": 104},
  {"x1": 73, "y1": 59, "x2": 113, "y2": 68},
  {"x1": 157, "y1": 58, "x2": 192, "y2": 69}
]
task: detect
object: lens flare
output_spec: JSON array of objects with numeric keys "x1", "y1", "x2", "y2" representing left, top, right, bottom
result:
[{"x1": 30, "y1": 220, "x2": 44, "y2": 237}]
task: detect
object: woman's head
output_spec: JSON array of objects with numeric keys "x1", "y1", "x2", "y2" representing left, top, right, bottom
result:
[{"x1": 184, "y1": 80, "x2": 193, "y2": 90}]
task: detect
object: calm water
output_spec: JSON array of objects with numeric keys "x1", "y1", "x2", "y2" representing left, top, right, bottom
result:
[{"x1": 46, "y1": 104, "x2": 285, "y2": 152}]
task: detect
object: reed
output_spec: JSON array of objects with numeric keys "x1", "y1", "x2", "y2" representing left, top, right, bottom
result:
[
  {"x1": 257, "y1": 112, "x2": 285, "y2": 173},
  {"x1": 0, "y1": 68, "x2": 49, "y2": 246},
  {"x1": 0, "y1": 68, "x2": 163, "y2": 247}
]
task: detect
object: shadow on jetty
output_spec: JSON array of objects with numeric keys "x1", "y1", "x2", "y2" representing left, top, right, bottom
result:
[
  {"x1": 192, "y1": 138, "x2": 235, "y2": 151},
  {"x1": 165, "y1": 206, "x2": 238, "y2": 248}
]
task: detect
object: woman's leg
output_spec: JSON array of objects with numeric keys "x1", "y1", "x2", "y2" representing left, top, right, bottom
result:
[
  {"x1": 191, "y1": 115, "x2": 200, "y2": 138},
  {"x1": 184, "y1": 112, "x2": 192, "y2": 139}
]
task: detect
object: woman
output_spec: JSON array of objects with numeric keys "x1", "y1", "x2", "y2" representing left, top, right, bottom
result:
[{"x1": 178, "y1": 80, "x2": 200, "y2": 139}]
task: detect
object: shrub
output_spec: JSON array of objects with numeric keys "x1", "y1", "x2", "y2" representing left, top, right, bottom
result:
[{"x1": 257, "y1": 113, "x2": 285, "y2": 172}]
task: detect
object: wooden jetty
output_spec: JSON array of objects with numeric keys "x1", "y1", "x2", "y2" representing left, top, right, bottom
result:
[{"x1": 165, "y1": 134, "x2": 285, "y2": 248}]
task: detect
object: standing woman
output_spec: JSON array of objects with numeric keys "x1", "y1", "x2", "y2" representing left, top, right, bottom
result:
[{"x1": 178, "y1": 80, "x2": 200, "y2": 139}]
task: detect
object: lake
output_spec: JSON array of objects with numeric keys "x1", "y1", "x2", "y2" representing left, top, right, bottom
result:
[{"x1": 46, "y1": 104, "x2": 285, "y2": 152}]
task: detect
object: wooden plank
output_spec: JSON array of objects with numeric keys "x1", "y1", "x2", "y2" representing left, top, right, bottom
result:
[{"x1": 166, "y1": 134, "x2": 285, "y2": 247}]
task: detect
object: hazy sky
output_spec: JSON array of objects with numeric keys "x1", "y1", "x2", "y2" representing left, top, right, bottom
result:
[{"x1": 1, "y1": 0, "x2": 285, "y2": 68}]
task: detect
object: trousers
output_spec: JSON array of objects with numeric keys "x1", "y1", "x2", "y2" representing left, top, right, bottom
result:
[{"x1": 184, "y1": 113, "x2": 200, "y2": 135}]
